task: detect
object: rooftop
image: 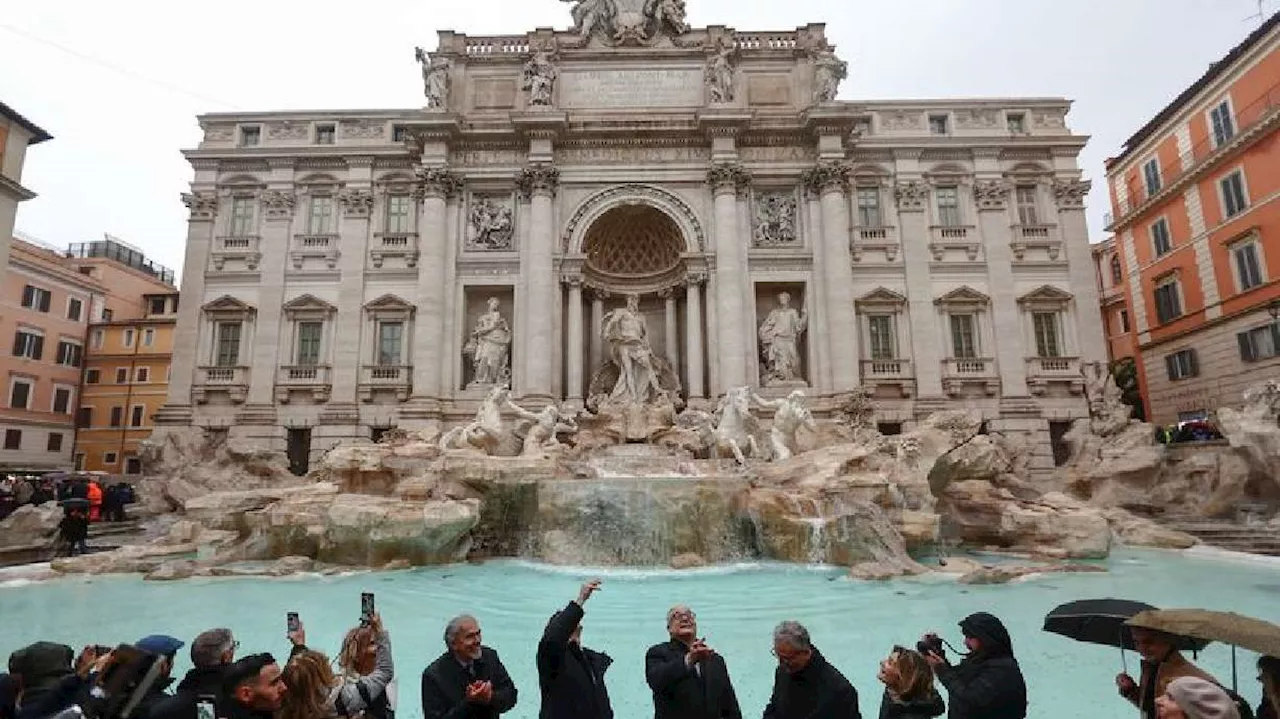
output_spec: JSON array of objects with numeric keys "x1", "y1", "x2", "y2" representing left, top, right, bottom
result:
[
  {"x1": 67, "y1": 236, "x2": 176, "y2": 286},
  {"x1": 0, "y1": 101, "x2": 52, "y2": 144}
]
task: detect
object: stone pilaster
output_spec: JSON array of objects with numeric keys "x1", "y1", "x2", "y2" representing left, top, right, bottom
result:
[
  {"x1": 158, "y1": 191, "x2": 219, "y2": 423},
  {"x1": 803, "y1": 161, "x2": 859, "y2": 391},
  {"x1": 892, "y1": 178, "x2": 943, "y2": 398},
  {"x1": 1054, "y1": 178, "x2": 1107, "y2": 364},
  {"x1": 708, "y1": 162, "x2": 751, "y2": 391},
  {"x1": 328, "y1": 181, "x2": 375, "y2": 405},
  {"x1": 974, "y1": 178, "x2": 1028, "y2": 396},
  {"x1": 517, "y1": 163, "x2": 560, "y2": 400},
  {"x1": 410, "y1": 166, "x2": 464, "y2": 410},
  {"x1": 684, "y1": 273, "x2": 706, "y2": 399},
  {"x1": 564, "y1": 276, "x2": 584, "y2": 404},
  {"x1": 244, "y1": 181, "x2": 296, "y2": 409}
]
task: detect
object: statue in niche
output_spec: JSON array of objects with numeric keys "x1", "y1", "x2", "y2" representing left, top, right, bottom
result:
[
  {"x1": 705, "y1": 39, "x2": 736, "y2": 104},
  {"x1": 467, "y1": 197, "x2": 514, "y2": 250},
  {"x1": 415, "y1": 47, "x2": 452, "y2": 109},
  {"x1": 522, "y1": 49, "x2": 559, "y2": 106},
  {"x1": 752, "y1": 389, "x2": 815, "y2": 461},
  {"x1": 505, "y1": 396, "x2": 579, "y2": 456},
  {"x1": 463, "y1": 297, "x2": 511, "y2": 387},
  {"x1": 603, "y1": 294, "x2": 666, "y2": 405},
  {"x1": 752, "y1": 193, "x2": 797, "y2": 247},
  {"x1": 810, "y1": 47, "x2": 847, "y2": 103},
  {"x1": 758, "y1": 292, "x2": 808, "y2": 385}
]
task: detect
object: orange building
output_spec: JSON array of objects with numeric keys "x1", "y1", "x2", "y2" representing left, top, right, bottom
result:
[
  {"x1": 1092, "y1": 237, "x2": 1137, "y2": 365},
  {"x1": 1104, "y1": 12, "x2": 1280, "y2": 425},
  {"x1": 0, "y1": 238, "x2": 105, "y2": 471}
]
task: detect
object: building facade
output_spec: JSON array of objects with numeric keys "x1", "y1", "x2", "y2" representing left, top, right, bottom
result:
[
  {"x1": 0, "y1": 239, "x2": 104, "y2": 471},
  {"x1": 160, "y1": 7, "x2": 1104, "y2": 475},
  {"x1": 1104, "y1": 12, "x2": 1280, "y2": 425},
  {"x1": 1092, "y1": 238, "x2": 1138, "y2": 365},
  {"x1": 0, "y1": 102, "x2": 52, "y2": 278}
]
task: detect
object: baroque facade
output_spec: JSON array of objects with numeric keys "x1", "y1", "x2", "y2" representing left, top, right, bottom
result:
[{"x1": 159, "y1": 4, "x2": 1104, "y2": 474}]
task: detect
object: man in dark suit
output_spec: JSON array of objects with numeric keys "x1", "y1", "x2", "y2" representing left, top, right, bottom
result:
[
  {"x1": 645, "y1": 604, "x2": 742, "y2": 719},
  {"x1": 537, "y1": 579, "x2": 613, "y2": 719},
  {"x1": 421, "y1": 615, "x2": 518, "y2": 719}
]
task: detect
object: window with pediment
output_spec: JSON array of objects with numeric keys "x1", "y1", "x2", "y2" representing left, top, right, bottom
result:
[
  {"x1": 934, "y1": 286, "x2": 991, "y2": 359},
  {"x1": 363, "y1": 295, "x2": 415, "y2": 367},
  {"x1": 282, "y1": 295, "x2": 336, "y2": 367},
  {"x1": 856, "y1": 288, "x2": 907, "y2": 361},
  {"x1": 1017, "y1": 285, "x2": 1074, "y2": 358},
  {"x1": 201, "y1": 296, "x2": 255, "y2": 367}
]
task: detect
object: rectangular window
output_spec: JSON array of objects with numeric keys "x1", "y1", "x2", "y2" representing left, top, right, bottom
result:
[
  {"x1": 76, "y1": 407, "x2": 92, "y2": 429},
  {"x1": 377, "y1": 322, "x2": 404, "y2": 366},
  {"x1": 1032, "y1": 312, "x2": 1062, "y2": 357},
  {"x1": 52, "y1": 387, "x2": 71, "y2": 414},
  {"x1": 308, "y1": 196, "x2": 334, "y2": 234},
  {"x1": 143, "y1": 328, "x2": 155, "y2": 347},
  {"x1": 1119, "y1": 309, "x2": 1130, "y2": 333},
  {"x1": 9, "y1": 380, "x2": 32, "y2": 409},
  {"x1": 392, "y1": 126, "x2": 409, "y2": 143},
  {"x1": 1151, "y1": 218, "x2": 1172, "y2": 257},
  {"x1": 296, "y1": 322, "x2": 323, "y2": 365},
  {"x1": 73, "y1": 453, "x2": 85, "y2": 470},
  {"x1": 386, "y1": 195, "x2": 413, "y2": 233},
  {"x1": 315, "y1": 124, "x2": 336, "y2": 144},
  {"x1": 130, "y1": 405, "x2": 145, "y2": 428},
  {"x1": 102, "y1": 309, "x2": 113, "y2": 322},
  {"x1": 1015, "y1": 185, "x2": 1039, "y2": 225},
  {"x1": 21, "y1": 286, "x2": 52, "y2": 312},
  {"x1": 110, "y1": 406, "x2": 124, "y2": 428},
  {"x1": 1007, "y1": 113, "x2": 1026, "y2": 134},
  {"x1": 1237, "y1": 322, "x2": 1280, "y2": 362},
  {"x1": 936, "y1": 186, "x2": 962, "y2": 227},
  {"x1": 136, "y1": 367, "x2": 150, "y2": 383},
  {"x1": 1233, "y1": 241, "x2": 1264, "y2": 292},
  {"x1": 56, "y1": 341, "x2": 82, "y2": 367},
  {"x1": 867, "y1": 315, "x2": 895, "y2": 360},
  {"x1": 1210, "y1": 101, "x2": 1235, "y2": 146},
  {"x1": 103, "y1": 451, "x2": 118, "y2": 465},
  {"x1": 86, "y1": 369, "x2": 101, "y2": 384},
  {"x1": 1165, "y1": 349, "x2": 1199, "y2": 380},
  {"x1": 125, "y1": 457, "x2": 142, "y2": 475},
  {"x1": 1110, "y1": 256, "x2": 1123, "y2": 285},
  {"x1": 229, "y1": 197, "x2": 255, "y2": 236},
  {"x1": 150, "y1": 297, "x2": 168, "y2": 315},
  {"x1": 1142, "y1": 158, "x2": 1162, "y2": 196},
  {"x1": 3, "y1": 430, "x2": 20, "y2": 450},
  {"x1": 1154, "y1": 278, "x2": 1183, "y2": 324},
  {"x1": 929, "y1": 115, "x2": 949, "y2": 135},
  {"x1": 855, "y1": 187, "x2": 882, "y2": 227},
  {"x1": 47, "y1": 433, "x2": 63, "y2": 452},
  {"x1": 115, "y1": 367, "x2": 128, "y2": 384},
  {"x1": 949, "y1": 314, "x2": 978, "y2": 358},
  {"x1": 215, "y1": 322, "x2": 243, "y2": 367},
  {"x1": 123, "y1": 328, "x2": 136, "y2": 348},
  {"x1": 11, "y1": 330, "x2": 43, "y2": 360},
  {"x1": 240, "y1": 125, "x2": 260, "y2": 147},
  {"x1": 67, "y1": 298, "x2": 83, "y2": 321},
  {"x1": 91, "y1": 329, "x2": 104, "y2": 349},
  {"x1": 1221, "y1": 170, "x2": 1248, "y2": 218}
]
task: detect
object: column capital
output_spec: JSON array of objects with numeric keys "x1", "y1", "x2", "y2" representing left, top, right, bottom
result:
[
  {"x1": 516, "y1": 164, "x2": 560, "y2": 199},
  {"x1": 338, "y1": 188, "x2": 375, "y2": 218},
  {"x1": 560, "y1": 274, "x2": 584, "y2": 289},
  {"x1": 414, "y1": 166, "x2": 465, "y2": 199},
  {"x1": 801, "y1": 161, "x2": 849, "y2": 197},
  {"x1": 1052, "y1": 178, "x2": 1091, "y2": 210},
  {"x1": 182, "y1": 191, "x2": 219, "y2": 221},
  {"x1": 260, "y1": 190, "x2": 296, "y2": 221},
  {"x1": 657, "y1": 286, "x2": 677, "y2": 300},
  {"x1": 893, "y1": 180, "x2": 930, "y2": 212},
  {"x1": 684, "y1": 270, "x2": 708, "y2": 287},
  {"x1": 973, "y1": 179, "x2": 1012, "y2": 212},
  {"x1": 707, "y1": 162, "x2": 751, "y2": 196}
]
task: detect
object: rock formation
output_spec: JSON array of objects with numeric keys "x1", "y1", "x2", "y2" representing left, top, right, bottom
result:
[
  {"x1": 135, "y1": 426, "x2": 300, "y2": 513},
  {"x1": 0, "y1": 503, "x2": 61, "y2": 549}
]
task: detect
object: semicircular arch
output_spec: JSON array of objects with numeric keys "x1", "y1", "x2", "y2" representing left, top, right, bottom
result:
[{"x1": 563, "y1": 184, "x2": 705, "y2": 255}]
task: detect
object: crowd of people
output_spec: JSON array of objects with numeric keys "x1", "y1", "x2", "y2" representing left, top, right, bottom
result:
[
  {"x1": 2, "y1": 580, "x2": 1277, "y2": 719},
  {"x1": 0, "y1": 474, "x2": 137, "y2": 557}
]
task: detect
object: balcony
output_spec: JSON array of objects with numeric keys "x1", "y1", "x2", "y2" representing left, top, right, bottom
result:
[
  {"x1": 849, "y1": 227, "x2": 899, "y2": 262},
  {"x1": 928, "y1": 226, "x2": 980, "y2": 261},
  {"x1": 1009, "y1": 224, "x2": 1062, "y2": 261},
  {"x1": 358, "y1": 364, "x2": 412, "y2": 402},
  {"x1": 211, "y1": 235, "x2": 262, "y2": 271},
  {"x1": 192, "y1": 366, "x2": 249, "y2": 404},
  {"x1": 1025, "y1": 356, "x2": 1084, "y2": 396},
  {"x1": 291, "y1": 233, "x2": 340, "y2": 270},
  {"x1": 860, "y1": 358, "x2": 914, "y2": 397},
  {"x1": 369, "y1": 232, "x2": 419, "y2": 269},
  {"x1": 941, "y1": 357, "x2": 999, "y2": 398},
  {"x1": 275, "y1": 365, "x2": 332, "y2": 404}
]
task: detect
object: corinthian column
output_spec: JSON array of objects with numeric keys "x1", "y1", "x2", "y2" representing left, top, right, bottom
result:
[
  {"x1": 161, "y1": 191, "x2": 219, "y2": 421},
  {"x1": 974, "y1": 179, "x2": 1028, "y2": 396},
  {"x1": 707, "y1": 162, "x2": 751, "y2": 390},
  {"x1": 684, "y1": 273, "x2": 706, "y2": 400},
  {"x1": 660, "y1": 287, "x2": 680, "y2": 377},
  {"x1": 803, "y1": 161, "x2": 860, "y2": 391},
  {"x1": 564, "y1": 276, "x2": 584, "y2": 405},
  {"x1": 410, "y1": 167, "x2": 463, "y2": 406},
  {"x1": 517, "y1": 164, "x2": 560, "y2": 400},
  {"x1": 1053, "y1": 178, "x2": 1106, "y2": 363}
]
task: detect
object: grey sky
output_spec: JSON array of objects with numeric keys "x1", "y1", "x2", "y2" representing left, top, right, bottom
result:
[{"x1": 3, "y1": 0, "x2": 1274, "y2": 284}]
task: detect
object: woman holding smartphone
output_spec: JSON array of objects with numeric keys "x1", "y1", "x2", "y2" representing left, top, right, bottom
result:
[{"x1": 281, "y1": 612, "x2": 395, "y2": 719}]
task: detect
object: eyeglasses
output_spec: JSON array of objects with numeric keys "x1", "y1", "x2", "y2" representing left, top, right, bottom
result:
[{"x1": 669, "y1": 612, "x2": 696, "y2": 621}]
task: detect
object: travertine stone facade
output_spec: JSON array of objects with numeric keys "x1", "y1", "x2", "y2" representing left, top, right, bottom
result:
[{"x1": 159, "y1": 8, "x2": 1104, "y2": 475}]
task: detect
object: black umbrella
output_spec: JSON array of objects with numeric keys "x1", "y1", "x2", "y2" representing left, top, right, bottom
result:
[{"x1": 1044, "y1": 599, "x2": 1211, "y2": 673}]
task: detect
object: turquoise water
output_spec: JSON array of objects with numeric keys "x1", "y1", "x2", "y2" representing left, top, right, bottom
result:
[{"x1": 2, "y1": 549, "x2": 1277, "y2": 719}]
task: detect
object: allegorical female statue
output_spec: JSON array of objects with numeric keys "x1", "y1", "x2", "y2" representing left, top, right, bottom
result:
[
  {"x1": 758, "y1": 291, "x2": 807, "y2": 384},
  {"x1": 465, "y1": 297, "x2": 511, "y2": 386}
]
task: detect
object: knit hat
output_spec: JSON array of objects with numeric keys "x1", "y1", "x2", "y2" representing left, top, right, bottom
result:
[{"x1": 1166, "y1": 677, "x2": 1240, "y2": 719}]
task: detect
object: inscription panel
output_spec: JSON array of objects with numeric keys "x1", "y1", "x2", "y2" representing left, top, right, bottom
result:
[{"x1": 560, "y1": 68, "x2": 703, "y2": 108}]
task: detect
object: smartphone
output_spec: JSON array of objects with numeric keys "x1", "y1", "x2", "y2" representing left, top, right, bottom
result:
[
  {"x1": 361, "y1": 592, "x2": 375, "y2": 625},
  {"x1": 196, "y1": 699, "x2": 217, "y2": 719},
  {"x1": 286, "y1": 612, "x2": 300, "y2": 634}
]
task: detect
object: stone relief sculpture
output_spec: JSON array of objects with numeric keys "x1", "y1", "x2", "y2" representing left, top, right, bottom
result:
[
  {"x1": 466, "y1": 197, "x2": 515, "y2": 250},
  {"x1": 505, "y1": 396, "x2": 579, "y2": 456},
  {"x1": 522, "y1": 49, "x2": 559, "y2": 106},
  {"x1": 705, "y1": 39, "x2": 736, "y2": 104},
  {"x1": 810, "y1": 47, "x2": 847, "y2": 103},
  {"x1": 463, "y1": 298, "x2": 512, "y2": 388},
  {"x1": 415, "y1": 47, "x2": 451, "y2": 109},
  {"x1": 758, "y1": 292, "x2": 807, "y2": 385},
  {"x1": 753, "y1": 389, "x2": 816, "y2": 461},
  {"x1": 752, "y1": 193, "x2": 798, "y2": 247}
]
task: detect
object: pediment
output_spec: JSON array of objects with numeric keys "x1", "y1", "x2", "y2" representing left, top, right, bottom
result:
[
  {"x1": 364, "y1": 294, "x2": 415, "y2": 312},
  {"x1": 202, "y1": 295, "x2": 256, "y2": 315},
  {"x1": 934, "y1": 286, "x2": 990, "y2": 306},
  {"x1": 1018, "y1": 285, "x2": 1074, "y2": 305},
  {"x1": 856, "y1": 287, "x2": 907, "y2": 307},
  {"x1": 282, "y1": 294, "x2": 337, "y2": 315}
]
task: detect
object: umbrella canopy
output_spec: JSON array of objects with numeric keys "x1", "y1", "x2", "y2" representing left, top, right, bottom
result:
[
  {"x1": 1128, "y1": 609, "x2": 1280, "y2": 658},
  {"x1": 1044, "y1": 599, "x2": 1211, "y2": 651}
]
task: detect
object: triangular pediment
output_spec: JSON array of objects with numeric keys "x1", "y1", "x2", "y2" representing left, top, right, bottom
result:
[
  {"x1": 856, "y1": 287, "x2": 907, "y2": 306},
  {"x1": 282, "y1": 294, "x2": 337, "y2": 314},
  {"x1": 363, "y1": 294, "x2": 415, "y2": 312},
  {"x1": 934, "y1": 286, "x2": 990, "y2": 306},
  {"x1": 201, "y1": 295, "x2": 256, "y2": 314},
  {"x1": 1018, "y1": 285, "x2": 1074, "y2": 305}
]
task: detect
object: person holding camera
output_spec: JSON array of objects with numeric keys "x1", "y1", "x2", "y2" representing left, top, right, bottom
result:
[
  {"x1": 536, "y1": 580, "x2": 614, "y2": 719},
  {"x1": 147, "y1": 628, "x2": 239, "y2": 719},
  {"x1": 279, "y1": 613, "x2": 395, "y2": 719},
  {"x1": 7, "y1": 642, "x2": 107, "y2": 719},
  {"x1": 921, "y1": 612, "x2": 1026, "y2": 719}
]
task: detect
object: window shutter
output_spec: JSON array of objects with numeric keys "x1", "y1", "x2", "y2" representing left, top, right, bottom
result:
[
  {"x1": 1165, "y1": 354, "x2": 1176, "y2": 379},
  {"x1": 1270, "y1": 324, "x2": 1280, "y2": 356},
  {"x1": 39, "y1": 291, "x2": 51, "y2": 312},
  {"x1": 1240, "y1": 331, "x2": 1257, "y2": 362},
  {"x1": 12, "y1": 333, "x2": 23, "y2": 357},
  {"x1": 22, "y1": 286, "x2": 33, "y2": 307},
  {"x1": 1188, "y1": 350, "x2": 1199, "y2": 377},
  {"x1": 32, "y1": 336, "x2": 43, "y2": 360}
]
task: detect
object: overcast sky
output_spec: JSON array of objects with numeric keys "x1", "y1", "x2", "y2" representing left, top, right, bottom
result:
[{"x1": 3, "y1": 0, "x2": 1275, "y2": 284}]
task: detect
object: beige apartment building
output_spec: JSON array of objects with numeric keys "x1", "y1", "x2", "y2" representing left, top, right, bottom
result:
[{"x1": 0, "y1": 102, "x2": 52, "y2": 279}]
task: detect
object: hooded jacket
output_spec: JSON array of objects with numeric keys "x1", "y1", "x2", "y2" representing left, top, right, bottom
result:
[
  {"x1": 934, "y1": 613, "x2": 1026, "y2": 719},
  {"x1": 537, "y1": 602, "x2": 613, "y2": 719},
  {"x1": 762, "y1": 647, "x2": 861, "y2": 719}
]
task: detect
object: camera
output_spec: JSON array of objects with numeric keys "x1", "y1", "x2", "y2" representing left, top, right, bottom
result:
[{"x1": 917, "y1": 633, "x2": 944, "y2": 657}]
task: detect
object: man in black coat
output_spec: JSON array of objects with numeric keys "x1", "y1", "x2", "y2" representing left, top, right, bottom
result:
[
  {"x1": 763, "y1": 621, "x2": 860, "y2": 719},
  {"x1": 146, "y1": 628, "x2": 238, "y2": 719},
  {"x1": 645, "y1": 604, "x2": 742, "y2": 719},
  {"x1": 537, "y1": 579, "x2": 613, "y2": 719},
  {"x1": 216, "y1": 653, "x2": 286, "y2": 719},
  {"x1": 923, "y1": 612, "x2": 1026, "y2": 719},
  {"x1": 422, "y1": 615, "x2": 518, "y2": 719}
]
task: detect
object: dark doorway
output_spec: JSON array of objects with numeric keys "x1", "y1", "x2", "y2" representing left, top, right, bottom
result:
[
  {"x1": 1049, "y1": 420, "x2": 1072, "y2": 467},
  {"x1": 287, "y1": 428, "x2": 312, "y2": 476},
  {"x1": 370, "y1": 426, "x2": 392, "y2": 444},
  {"x1": 877, "y1": 422, "x2": 903, "y2": 436}
]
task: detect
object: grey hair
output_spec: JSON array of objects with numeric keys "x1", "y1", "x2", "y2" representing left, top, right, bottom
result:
[
  {"x1": 773, "y1": 621, "x2": 811, "y2": 651},
  {"x1": 666, "y1": 605, "x2": 694, "y2": 623},
  {"x1": 190, "y1": 628, "x2": 234, "y2": 668},
  {"x1": 444, "y1": 615, "x2": 478, "y2": 645}
]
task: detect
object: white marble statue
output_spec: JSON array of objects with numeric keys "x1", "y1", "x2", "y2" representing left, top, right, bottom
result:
[
  {"x1": 644, "y1": 0, "x2": 688, "y2": 35},
  {"x1": 415, "y1": 47, "x2": 451, "y2": 108},
  {"x1": 561, "y1": 0, "x2": 616, "y2": 38},
  {"x1": 705, "y1": 41, "x2": 736, "y2": 104},
  {"x1": 758, "y1": 292, "x2": 807, "y2": 384},
  {"x1": 438, "y1": 385, "x2": 509, "y2": 454},
  {"x1": 603, "y1": 294, "x2": 666, "y2": 405},
  {"x1": 522, "y1": 50, "x2": 559, "y2": 106},
  {"x1": 710, "y1": 386, "x2": 761, "y2": 465},
  {"x1": 752, "y1": 389, "x2": 815, "y2": 461},
  {"x1": 505, "y1": 396, "x2": 579, "y2": 456},
  {"x1": 811, "y1": 47, "x2": 847, "y2": 103},
  {"x1": 464, "y1": 298, "x2": 511, "y2": 387}
]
